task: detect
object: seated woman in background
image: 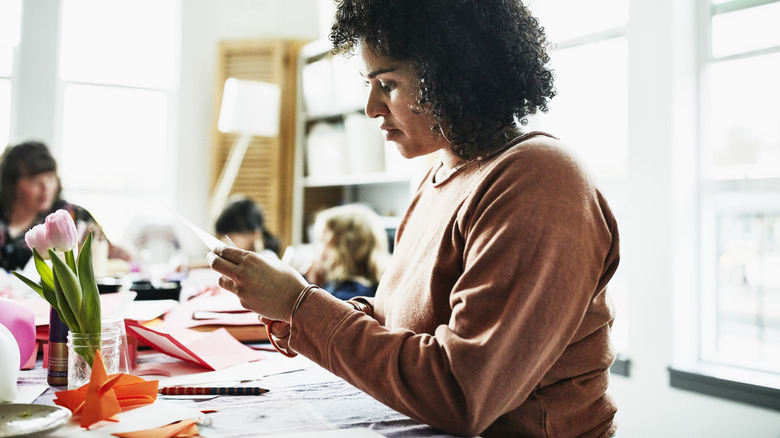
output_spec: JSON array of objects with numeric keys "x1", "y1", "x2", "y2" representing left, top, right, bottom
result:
[
  {"x1": 0, "y1": 140, "x2": 131, "y2": 271},
  {"x1": 306, "y1": 204, "x2": 389, "y2": 300},
  {"x1": 215, "y1": 196, "x2": 281, "y2": 258}
]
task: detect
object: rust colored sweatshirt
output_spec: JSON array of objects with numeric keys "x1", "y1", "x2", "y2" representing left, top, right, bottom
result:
[{"x1": 291, "y1": 132, "x2": 620, "y2": 437}]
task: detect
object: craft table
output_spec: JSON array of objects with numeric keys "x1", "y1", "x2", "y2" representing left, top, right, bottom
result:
[{"x1": 17, "y1": 347, "x2": 464, "y2": 437}]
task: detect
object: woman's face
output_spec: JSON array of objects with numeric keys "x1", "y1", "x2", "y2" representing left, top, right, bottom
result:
[
  {"x1": 15, "y1": 171, "x2": 58, "y2": 215},
  {"x1": 358, "y1": 45, "x2": 450, "y2": 159}
]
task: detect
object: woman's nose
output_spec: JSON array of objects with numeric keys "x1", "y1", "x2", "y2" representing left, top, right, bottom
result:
[{"x1": 364, "y1": 86, "x2": 388, "y2": 119}]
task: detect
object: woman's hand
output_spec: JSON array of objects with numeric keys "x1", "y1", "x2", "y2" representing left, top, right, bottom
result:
[
  {"x1": 208, "y1": 246, "x2": 309, "y2": 321},
  {"x1": 260, "y1": 317, "x2": 295, "y2": 356}
]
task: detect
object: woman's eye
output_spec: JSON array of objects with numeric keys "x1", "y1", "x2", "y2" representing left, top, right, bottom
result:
[{"x1": 363, "y1": 79, "x2": 396, "y2": 92}]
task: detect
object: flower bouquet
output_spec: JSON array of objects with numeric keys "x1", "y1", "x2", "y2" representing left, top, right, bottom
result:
[{"x1": 13, "y1": 209, "x2": 102, "y2": 367}]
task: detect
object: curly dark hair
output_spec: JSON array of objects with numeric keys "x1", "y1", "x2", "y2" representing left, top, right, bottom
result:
[{"x1": 330, "y1": 0, "x2": 556, "y2": 159}]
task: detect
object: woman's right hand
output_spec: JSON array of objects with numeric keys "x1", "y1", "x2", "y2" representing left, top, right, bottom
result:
[{"x1": 208, "y1": 246, "x2": 309, "y2": 322}]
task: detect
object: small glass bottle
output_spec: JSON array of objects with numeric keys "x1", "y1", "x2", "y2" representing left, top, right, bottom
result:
[{"x1": 47, "y1": 307, "x2": 68, "y2": 386}]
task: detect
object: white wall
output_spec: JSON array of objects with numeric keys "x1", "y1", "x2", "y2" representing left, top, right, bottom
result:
[{"x1": 12, "y1": 0, "x2": 60, "y2": 150}]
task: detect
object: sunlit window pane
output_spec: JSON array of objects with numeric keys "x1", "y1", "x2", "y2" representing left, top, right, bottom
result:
[
  {"x1": 529, "y1": 0, "x2": 627, "y2": 42},
  {"x1": 60, "y1": 0, "x2": 176, "y2": 88},
  {"x1": 712, "y1": 2, "x2": 780, "y2": 58},
  {"x1": 708, "y1": 211, "x2": 780, "y2": 373},
  {"x1": 60, "y1": 84, "x2": 168, "y2": 193},
  {"x1": 702, "y1": 53, "x2": 780, "y2": 179},
  {"x1": 533, "y1": 37, "x2": 629, "y2": 181},
  {"x1": 0, "y1": 0, "x2": 21, "y2": 48},
  {"x1": 528, "y1": 36, "x2": 629, "y2": 353},
  {"x1": 63, "y1": 192, "x2": 169, "y2": 250},
  {"x1": 0, "y1": 79, "x2": 9, "y2": 146}
]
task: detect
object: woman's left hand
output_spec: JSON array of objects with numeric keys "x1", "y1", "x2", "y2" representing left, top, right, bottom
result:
[{"x1": 208, "y1": 246, "x2": 309, "y2": 321}]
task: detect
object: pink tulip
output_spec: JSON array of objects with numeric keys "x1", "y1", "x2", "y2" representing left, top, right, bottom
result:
[
  {"x1": 45, "y1": 210, "x2": 78, "y2": 252},
  {"x1": 24, "y1": 224, "x2": 51, "y2": 259}
]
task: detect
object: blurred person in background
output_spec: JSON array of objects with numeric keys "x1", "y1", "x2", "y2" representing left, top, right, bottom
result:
[
  {"x1": 306, "y1": 203, "x2": 389, "y2": 300},
  {"x1": 0, "y1": 140, "x2": 131, "y2": 271},
  {"x1": 215, "y1": 195, "x2": 281, "y2": 258}
]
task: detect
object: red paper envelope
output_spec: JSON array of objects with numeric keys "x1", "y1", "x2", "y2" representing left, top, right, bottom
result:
[{"x1": 124, "y1": 321, "x2": 263, "y2": 370}]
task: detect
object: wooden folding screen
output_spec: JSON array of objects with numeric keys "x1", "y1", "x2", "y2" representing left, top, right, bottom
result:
[{"x1": 211, "y1": 39, "x2": 307, "y2": 251}]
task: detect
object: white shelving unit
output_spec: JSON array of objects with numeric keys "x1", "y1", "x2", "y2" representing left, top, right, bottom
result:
[{"x1": 291, "y1": 40, "x2": 422, "y2": 245}]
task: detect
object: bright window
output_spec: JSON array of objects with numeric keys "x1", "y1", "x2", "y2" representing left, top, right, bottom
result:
[
  {"x1": 58, "y1": 0, "x2": 178, "y2": 241},
  {"x1": 700, "y1": 0, "x2": 780, "y2": 375},
  {"x1": 529, "y1": 0, "x2": 627, "y2": 43},
  {"x1": 0, "y1": 0, "x2": 21, "y2": 147},
  {"x1": 527, "y1": 1, "x2": 630, "y2": 353},
  {"x1": 711, "y1": 1, "x2": 780, "y2": 58},
  {"x1": 702, "y1": 53, "x2": 780, "y2": 180}
]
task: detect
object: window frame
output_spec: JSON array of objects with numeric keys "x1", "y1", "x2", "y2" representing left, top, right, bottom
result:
[
  {"x1": 668, "y1": 0, "x2": 780, "y2": 411},
  {"x1": 0, "y1": 0, "x2": 22, "y2": 147},
  {"x1": 53, "y1": 0, "x2": 182, "y2": 241},
  {"x1": 524, "y1": 2, "x2": 631, "y2": 377}
]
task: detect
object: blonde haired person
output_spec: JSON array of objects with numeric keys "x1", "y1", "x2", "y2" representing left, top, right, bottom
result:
[{"x1": 307, "y1": 204, "x2": 389, "y2": 300}]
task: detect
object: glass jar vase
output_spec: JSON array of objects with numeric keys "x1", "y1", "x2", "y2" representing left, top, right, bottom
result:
[{"x1": 66, "y1": 323, "x2": 122, "y2": 390}]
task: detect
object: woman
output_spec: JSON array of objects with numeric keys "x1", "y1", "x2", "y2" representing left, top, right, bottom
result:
[
  {"x1": 209, "y1": 1, "x2": 620, "y2": 436},
  {"x1": 0, "y1": 141, "x2": 130, "y2": 271},
  {"x1": 215, "y1": 196, "x2": 281, "y2": 258},
  {"x1": 307, "y1": 203, "x2": 389, "y2": 300}
]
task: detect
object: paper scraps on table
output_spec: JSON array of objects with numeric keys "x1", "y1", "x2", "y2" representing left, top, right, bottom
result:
[
  {"x1": 111, "y1": 418, "x2": 200, "y2": 438},
  {"x1": 125, "y1": 320, "x2": 264, "y2": 370},
  {"x1": 53, "y1": 350, "x2": 159, "y2": 429}
]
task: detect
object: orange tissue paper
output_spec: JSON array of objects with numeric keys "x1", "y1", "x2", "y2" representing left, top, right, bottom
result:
[
  {"x1": 112, "y1": 418, "x2": 200, "y2": 438},
  {"x1": 53, "y1": 350, "x2": 159, "y2": 429}
]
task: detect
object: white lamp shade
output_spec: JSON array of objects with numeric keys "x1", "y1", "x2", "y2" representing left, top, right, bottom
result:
[{"x1": 218, "y1": 78, "x2": 281, "y2": 137}]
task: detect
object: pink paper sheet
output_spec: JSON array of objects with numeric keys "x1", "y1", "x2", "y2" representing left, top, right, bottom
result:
[
  {"x1": 163, "y1": 286, "x2": 260, "y2": 328},
  {"x1": 124, "y1": 320, "x2": 264, "y2": 371}
]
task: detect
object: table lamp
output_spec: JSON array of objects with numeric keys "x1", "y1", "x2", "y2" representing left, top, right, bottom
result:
[{"x1": 209, "y1": 78, "x2": 281, "y2": 224}]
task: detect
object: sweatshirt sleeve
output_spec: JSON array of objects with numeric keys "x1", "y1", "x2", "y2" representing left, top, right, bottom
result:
[{"x1": 289, "y1": 142, "x2": 618, "y2": 436}]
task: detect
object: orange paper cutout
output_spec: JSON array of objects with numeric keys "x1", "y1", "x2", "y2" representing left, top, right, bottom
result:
[
  {"x1": 111, "y1": 418, "x2": 200, "y2": 438},
  {"x1": 80, "y1": 350, "x2": 122, "y2": 428},
  {"x1": 53, "y1": 351, "x2": 159, "y2": 429}
]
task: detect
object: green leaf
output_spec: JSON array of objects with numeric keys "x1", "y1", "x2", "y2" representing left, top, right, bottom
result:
[
  {"x1": 11, "y1": 272, "x2": 49, "y2": 303},
  {"x1": 52, "y1": 269, "x2": 80, "y2": 332},
  {"x1": 40, "y1": 281, "x2": 58, "y2": 311},
  {"x1": 49, "y1": 249, "x2": 84, "y2": 331},
  {"x1": 65, "y1": 249, "x2": 77, "y2": 276},
  {"x1": 32, "y1": 250, "x2": 55, "y2": 292},
  {"x1": 77, "y1": 232, "x2": 101, "y2": 334}
]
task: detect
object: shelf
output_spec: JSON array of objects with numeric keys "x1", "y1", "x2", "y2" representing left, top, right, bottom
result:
[
  {"x1": 305, "y1": 108, "x2": 364, "y2": 124},
  {"x1": 304, "y1": 172, "x2": 411, "y2": 188},
  {"x1": 293, "y1": 39, "x2": 416, "y2": 245}
]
